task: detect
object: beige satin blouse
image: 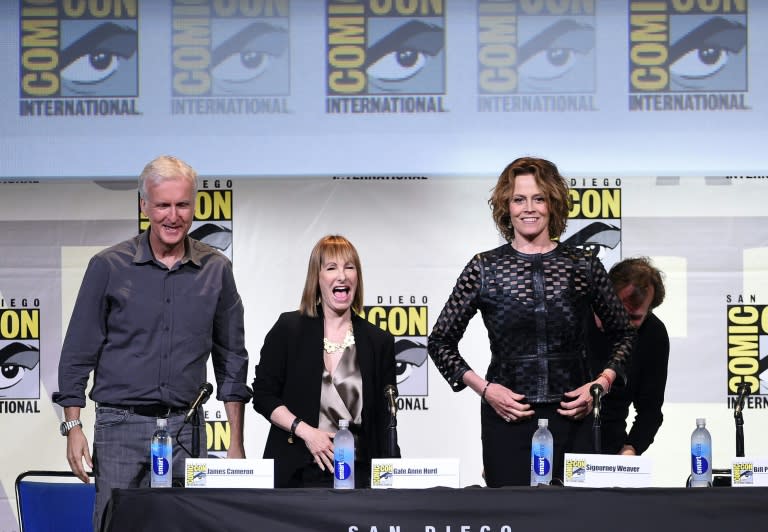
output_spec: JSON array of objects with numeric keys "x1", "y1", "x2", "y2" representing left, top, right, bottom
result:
[{"x1": 318, "y1": 344, "x2": 363, "y2": 433}]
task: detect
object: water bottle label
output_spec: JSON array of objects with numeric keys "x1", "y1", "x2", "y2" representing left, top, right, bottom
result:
[
  {"x1": 691, "y1": 441, "x2": 711, "y2": 475},
  {"x1": 334, "y1": 446, "x2": 354, "y2": 481},
  {"x1": 533, "y1": 454, "x2": 551, "y2": 477},
  {"x1": 152, "y1": 454, "x2": 171, "y2": 476},
  {"x1": 152, "y1": 443, "x2": 171, "y2": 477},
  {"x1": 691, "y1": 453, "x2": 710, "y2": 475},
  {"x1": 335, "y1": 461, "x2": 352, "y2": 481}
]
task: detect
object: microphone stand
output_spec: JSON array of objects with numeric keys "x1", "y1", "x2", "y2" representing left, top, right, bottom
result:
[
  {"x1": 590, "y1": 386, "x2": 603, "y2": 454},
  {"x1": 387, "y1": 409, "x2": 398, "y2": 458},
  {"x1": 735, "y1": 410, "x2": 744, "y2": 458},
  {"x1": 182, "y1": 383, "x2": 213, "y2": 459},
  {"x1": 734, "y1": 383, "x2": 748, "y2": 458},
  {"x1": 174, "y1": 406, "x2": 204, "y2": 473},
  {"x1": 191, "y1": 408, "x2": 202, "y2": 458},
  {"x1": 592, "y1": 410, "x2": 601, "y2": 454}
]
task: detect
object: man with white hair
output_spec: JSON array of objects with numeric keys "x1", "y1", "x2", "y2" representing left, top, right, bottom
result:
[{"x1": 53, "y1": 155, "x2": 250, "y2": 529}]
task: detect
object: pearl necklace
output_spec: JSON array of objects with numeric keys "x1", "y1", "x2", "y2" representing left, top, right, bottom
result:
[{"x1": 323, "y1": 327, "x2": 355, "y2": 354}]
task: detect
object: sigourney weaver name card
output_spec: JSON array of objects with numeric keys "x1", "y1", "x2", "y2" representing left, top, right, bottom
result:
[{"x1": 564, "y1": 454, "x2": 652, "y2": 487}]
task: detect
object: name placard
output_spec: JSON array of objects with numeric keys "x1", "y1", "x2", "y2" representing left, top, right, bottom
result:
[
  {"x1": 184, "y1": 458, "x2": 274, "y2": 488},
  {"x1": 564, "y1": 453, "x2": 652, "y2": 487},
  {"x1": 370, "y1": 458, "x2": 460, "y2": 489},
  {"x1": 731, "y1": 457, "x2": 768, "y2": 487}
]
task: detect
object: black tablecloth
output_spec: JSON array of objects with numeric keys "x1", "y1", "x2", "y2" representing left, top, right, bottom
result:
[{"x1": 103, "y1": 485, "x2": 768, "y2": 532}]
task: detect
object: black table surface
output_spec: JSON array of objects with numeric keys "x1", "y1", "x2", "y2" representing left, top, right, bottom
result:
[{"x1": 103, "y1": 485, "x2": 768, "y2": 532}]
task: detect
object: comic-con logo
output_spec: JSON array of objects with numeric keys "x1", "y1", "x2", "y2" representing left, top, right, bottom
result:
[
  {"x1": 171, "y1": 0, "x2": 291, "y2": 115},
  {"x1": 477, "y1": 0, "x2": 596, "y2": 113},
  {"x1": 186, "y1": 463, "x2": 208, "y2": 487},
  {"x1": 726, "y1": 302, "x2": 768, "y2": 409},
  {"x1": 0, "y1": 302, "x2": 41, "y2": 405},
  {"x1": 371, "y1": 463, "x2": 394, "y2": 487},
  {"x1": 564, "y1": 458, "x2": 586, "y2": 483},
  {"x1": 326, "y1": 0, "x2": 446, "y2": 114},
  {"x1": 139, "y1": 180, "x2": 234, "y2": 263},
  {"x1": 362, "y1": 299, "x2": 429, "y2": 410},
  {"x1": 19, "y1": 0, "x2": 139, "y2": 116},
  {"x1": 628, "y1": 0, "x2": 748, "y2": 111},
  {"x1": 562, "y1": 180, "x2": 622, "y2": 268},
  {"x1": 731, "y1": 462, "x2": 754, "y2": 486}
]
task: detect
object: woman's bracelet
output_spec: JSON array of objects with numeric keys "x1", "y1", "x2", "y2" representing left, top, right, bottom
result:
[
  {"x1": 288, "y1": 417, "x2": 302, "y2": 444},
  {"x1": 481, "y1": 381, "x2": 492, "y2": 403},
  {"x1": 597, "y1": 372, "x2": 613, "y2": 393}
]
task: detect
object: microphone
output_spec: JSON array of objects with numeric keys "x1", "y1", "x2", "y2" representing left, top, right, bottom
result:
[
  {"x1": 734, "y1": 382, "x2": 750, "y2": 415},
  {"x1": 590, "y1": 383, "x2": 604, "y2": 416},
  {"x1": 384, "y1": 384, "x2": 398, "y2": 417},
  {"x1": 184, "y1": 382, "x2": 213, "y2": 424},
  {"x1": 590, "y1": 382, "x2": 604, "y2": 400}
]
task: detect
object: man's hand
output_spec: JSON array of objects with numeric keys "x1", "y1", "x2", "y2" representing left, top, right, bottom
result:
[
  {"x1": 619, "y1": 444, "x2": 637, "y2": 456},
  {"x1": 66, "y1": 427, "x2": 93, "y2": 483}
]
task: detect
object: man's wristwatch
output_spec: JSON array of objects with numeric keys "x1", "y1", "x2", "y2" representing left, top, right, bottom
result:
[{"x1": 60, "y1": 419, "x2": 82, "y2": 436}]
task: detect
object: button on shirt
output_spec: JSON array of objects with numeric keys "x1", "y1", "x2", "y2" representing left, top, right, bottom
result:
[{"x1": 53, "y1": 230, "x2": 250, "y2": 408}]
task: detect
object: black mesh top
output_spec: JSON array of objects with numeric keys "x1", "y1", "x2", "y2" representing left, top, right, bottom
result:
[{"x1": 428, "y1": 243, "x2": 636, "y2": 404}]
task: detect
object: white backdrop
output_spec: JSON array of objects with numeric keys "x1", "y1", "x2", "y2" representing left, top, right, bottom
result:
[
  {"x1": 2, "y1": 1, "x2": 768, "y2": 530},
  {"x1": 1, "y1": 175, "x2": 767, "y2": 530}
]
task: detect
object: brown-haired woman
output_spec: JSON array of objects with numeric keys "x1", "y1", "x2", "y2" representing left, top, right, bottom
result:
[
  {"x1": 428, "y1": 157, "x2": 636, "y2": 487},
  {"x1": 252, "y1": 235, "x2": 399, "y2": 488}
]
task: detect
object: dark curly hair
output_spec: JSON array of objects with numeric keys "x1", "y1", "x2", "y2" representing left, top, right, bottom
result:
[{"x1": 489, "y1": 157, "x2": 571, "y2": 243}]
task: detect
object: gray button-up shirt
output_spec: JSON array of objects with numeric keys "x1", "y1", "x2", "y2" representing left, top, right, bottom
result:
[{"x1": 53, "y1": 230, "x2": 250, "y2": 407}]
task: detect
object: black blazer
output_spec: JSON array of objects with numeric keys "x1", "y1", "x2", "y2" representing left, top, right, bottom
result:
[{"x1": 252, "y1": 309, "x2": 399, "y2": 487}]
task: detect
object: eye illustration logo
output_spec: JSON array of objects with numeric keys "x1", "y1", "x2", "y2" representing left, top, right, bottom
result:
[
  {"x1": 0, "y1": 341, "x2": 40, "y2": 400},
  {"x1": 669, "y1": 16, "x2": 747, "y2": 92},
  {"x1": 563, "y1": 187, "x2": 622, "y2": 268},
  {"x1": 518, "y1": 18, "x2": 595, "y2": 93},
  {"x1": 172, "y1": 2, "x2": 291, "y2": 100},
  {"x1": 629, "y1": 1, "x2": 747, "y2": 97},
  {"x1": 394, "y1": 339, "x2": 428, "y2": 396},
  {"x1": 476, "y1": 0, "x2": 595, "y2": 99},
  {"x1": 210, "y1": 20, "x2": 290, "y2": 96},
  {"x1": 365, "y1": 19, "x2": 444, "y2": 94},
  {"x1": 19, "y1": 1, "x2": 139, "y2": 101},
  {"x1": 189, "y1": 223, "x2": 233, "y2": 253},
  {"x1": 60, "y1": 21, "x2": 138, "y2": 97},
  {"x1": 562, "y1": 221, "x2": 620, "y2": 263}
]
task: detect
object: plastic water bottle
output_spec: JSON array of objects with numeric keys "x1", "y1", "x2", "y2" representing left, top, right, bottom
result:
[
  {"x1": 690, "y1": 418, "x2": 712, "y2": 487},
  {"x1": 150, "y1": 418, "x2": 173, "y2": 488},
  {"x1": 334, "y1": 419, "x2": 355, "y2": 489},
  {"x1": 530, "y1": 418, "x2": 554, "y2": 486}
]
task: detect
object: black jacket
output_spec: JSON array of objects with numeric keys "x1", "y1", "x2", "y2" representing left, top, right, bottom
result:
[
  {"x1": 252, "y1": 309, "x2": 398, "y2": 487},
  {"x1": 428, "y1": 243, "x2": 636, "y2": 403},
  {"x1": 588, "y1": 312, "x2": 670, "y2": 454}
]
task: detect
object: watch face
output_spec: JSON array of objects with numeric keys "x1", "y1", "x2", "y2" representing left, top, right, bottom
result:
[{"x1": 60, "y1": 422, "x2": 68, "y2": 436}]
